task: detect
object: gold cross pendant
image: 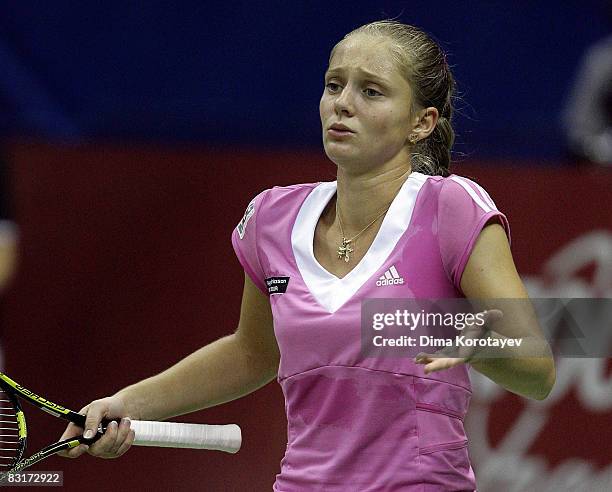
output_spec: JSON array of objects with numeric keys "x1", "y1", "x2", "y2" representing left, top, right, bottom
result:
[{"x1": 337, "y1": 238, "x2": 354, "y2": 263}]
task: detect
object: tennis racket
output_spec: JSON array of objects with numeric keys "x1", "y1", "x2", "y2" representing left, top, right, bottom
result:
[{"x1": 0, "y1": 372, "x2": 241, "y2": 480}]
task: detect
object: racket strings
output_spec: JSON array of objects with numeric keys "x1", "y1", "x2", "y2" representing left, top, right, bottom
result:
[{"x1": 0, "y1": 392, "x2": 22, "y2": 467}]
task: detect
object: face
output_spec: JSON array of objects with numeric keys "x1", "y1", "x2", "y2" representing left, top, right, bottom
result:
[{"x1": 320, "y1": 34, "x2": 416, "y2": 172}]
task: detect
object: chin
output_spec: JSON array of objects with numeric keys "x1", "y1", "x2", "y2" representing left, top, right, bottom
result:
[
  {"x1": 324, "y1": 148, "x2": 353, "y2": 165},
  {"x1": 324, "y1": 142, "x2": 358, "y2": 159},
  {"x1": 324, "y1": 153, "x2": 369, "y2": 172}
]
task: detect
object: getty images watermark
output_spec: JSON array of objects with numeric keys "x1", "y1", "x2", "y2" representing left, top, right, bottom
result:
[{"x1": 361, "y1": 298, "x2": 612, "y2": 359}]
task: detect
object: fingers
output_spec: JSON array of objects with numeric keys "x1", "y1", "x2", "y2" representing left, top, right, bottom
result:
[
  {"x1": 59, "y1": 444, "x2": 90, "y2": 459},
  {"x1": 58, "y1": 421, "x2": 81, "y2": 442},
  {"x1": 111, "y1": 419, "x2": 132, "y2": 455},
  {"x1": 421, "y1": 358, "x2": 463, "y2": 374},
  {"x1": 58, "y1": 396, "x2": 132, "y2": 460},
  {"x1": 412, "y1": 309, "x2": 504, "y2": 374},
  {"x1": 109, "y1": 418, "x2": 133, "y2": 457},
  {"x1": 415, "y1": 352, "x2": 465, "y2": 374},
  {"x1": 57, "y1": 421, "x2": 90, "y2": 458},
  {"x1": 115, "y1": 427, "x2": 136, "y2": 458},
  {"x1": 88, "y1": 418, "x2": 134, "y2": 459},
  {"x1": 414, "y1": 352, "x2": 432, "y2": 364}
]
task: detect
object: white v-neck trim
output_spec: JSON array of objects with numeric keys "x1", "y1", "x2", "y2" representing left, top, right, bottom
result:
[{"x1": 291, "y1": 172, "x2": 429, "y2": 313}]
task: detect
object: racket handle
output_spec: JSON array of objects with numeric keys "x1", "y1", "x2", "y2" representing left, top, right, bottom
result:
[{"x1": 129, "y1": 421, "x2": 241, "y2": 454}]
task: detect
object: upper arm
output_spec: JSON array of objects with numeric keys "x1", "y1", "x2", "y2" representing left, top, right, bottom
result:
[
  {"x1": 230, "y1": 189, "x2": 279, "y2": 375},
  {"x1": 460, "y1": 223, "x2": 555, "y2": 398},
  {"x1": 460, "y1": 221, "x2": 528, "y2": 299},
  {"x1": 461, "y1": 222, "x2": 543, "y2": 341},
  {"x1": 234, "y1": 273, "x2": 280, "y2": 375}
]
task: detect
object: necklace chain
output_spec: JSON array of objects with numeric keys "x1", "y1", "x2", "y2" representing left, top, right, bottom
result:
[{"x1": 336, "y1": 198, "x2": 391, "y2": 263}]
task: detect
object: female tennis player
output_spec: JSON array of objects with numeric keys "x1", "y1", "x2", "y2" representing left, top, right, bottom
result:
[{"x1": 60, "y1": 20, "x2": 555, "y2": 490}]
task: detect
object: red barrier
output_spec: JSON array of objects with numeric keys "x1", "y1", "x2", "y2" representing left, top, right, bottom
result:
[{"x1": 1, "y1": 142, "x2": 610, "y2": 491}]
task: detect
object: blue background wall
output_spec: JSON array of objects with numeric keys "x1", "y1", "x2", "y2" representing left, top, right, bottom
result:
[{"x1": 1, "y1": 1, "x2": 610, "y2": 159}]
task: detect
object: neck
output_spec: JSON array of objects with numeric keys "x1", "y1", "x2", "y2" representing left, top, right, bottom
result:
[{"x1": 334, "y1": 164, "x2": 412, "y2": 234}]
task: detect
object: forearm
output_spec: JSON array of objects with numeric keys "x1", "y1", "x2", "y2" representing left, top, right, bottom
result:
[
  {"x1": 115, "y1": 333, "x2": 277, "y2": 421},
  {"x1": 469, "y1": 335, "x2": 556, "y2": 400}
]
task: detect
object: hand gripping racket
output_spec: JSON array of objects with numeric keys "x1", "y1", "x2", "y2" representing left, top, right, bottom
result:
[{"x1": 0, "y1": 372, "x2": 241, "y2": 480}]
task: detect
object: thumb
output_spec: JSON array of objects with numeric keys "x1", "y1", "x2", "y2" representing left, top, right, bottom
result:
[
  {"x1": 83, "y1": 404, "x2": 105, "y2": 440},
  {"x1": 484, "y1": 309, "x2": 503, "y2": 324}
]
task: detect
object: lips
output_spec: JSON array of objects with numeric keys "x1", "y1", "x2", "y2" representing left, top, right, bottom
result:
[
  {"x1": 327, "y1": 123, "x2": 355, "y2": 140},
  {"x1": 329, "y1": 123, "x2": 354, "y2": 133}
]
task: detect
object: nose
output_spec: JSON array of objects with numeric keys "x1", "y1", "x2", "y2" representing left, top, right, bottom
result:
[{"x1": 333, "y1": 86, "x2": 355, "y2": 116}]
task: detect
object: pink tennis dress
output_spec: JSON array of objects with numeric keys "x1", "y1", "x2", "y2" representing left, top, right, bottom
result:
[{"x1": 231, "y1": 172, "x2": 509, "y2": 491}]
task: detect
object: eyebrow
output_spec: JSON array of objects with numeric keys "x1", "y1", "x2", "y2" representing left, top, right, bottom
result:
[{"x1": 324, "y1": 67, "x2": 390, "y2": 85}]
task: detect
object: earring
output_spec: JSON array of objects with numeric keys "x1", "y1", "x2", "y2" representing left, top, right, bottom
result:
[{"x1": 409, "y1": 133, "x2": 418, "y2": 145}]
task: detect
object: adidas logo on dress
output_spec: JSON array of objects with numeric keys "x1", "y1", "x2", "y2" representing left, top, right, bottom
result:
[{"x1": 376, "y1": 265, "x2": 404, "y2": 286}]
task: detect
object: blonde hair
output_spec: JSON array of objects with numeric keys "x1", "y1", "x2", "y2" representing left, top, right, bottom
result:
[{"x1": 330, "y1": 20, "x2": 456, "y2": 176}]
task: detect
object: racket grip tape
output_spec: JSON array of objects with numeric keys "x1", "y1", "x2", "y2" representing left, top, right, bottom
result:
[{"x1": 129, "y1": 421, "x2": 241, "y2": 454}]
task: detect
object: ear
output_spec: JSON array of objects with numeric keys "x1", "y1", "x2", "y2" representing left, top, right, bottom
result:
[{"x1": 411, "y1": 107, "x2": 439, "y2": 142}]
